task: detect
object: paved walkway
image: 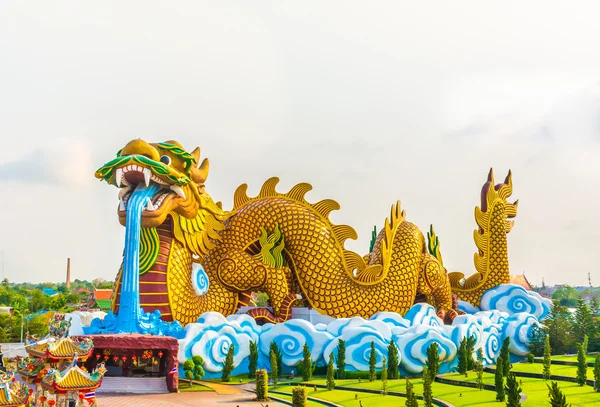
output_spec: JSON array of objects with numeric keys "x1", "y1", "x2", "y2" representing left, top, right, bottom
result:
[
  {"x1": 98, "y1": 392, "x2": 289, "y2": 407},
  {"x1": 196, "y1": 381, "x2": 245, "y2": 395}
]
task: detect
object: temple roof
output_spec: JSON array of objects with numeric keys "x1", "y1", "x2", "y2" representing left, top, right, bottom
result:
[
  {"x1": 510, "y1": 274, "x2": 533, "y2": 291},
  {"x1": 41, "y1": 363, "x2": 105, "y2": 392},
  {"x1": 0, "y1": 374, "x2": 30, "y2": 407},
  {"x1": 27, "y1": 337, "x2": 93, "y2": 360},
  {"x1": 16, "y1": 357, "x2": 46, "y2": 381}
]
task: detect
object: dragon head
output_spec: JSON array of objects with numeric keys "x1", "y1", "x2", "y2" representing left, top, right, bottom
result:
[{"x1": 96, "y1": 139, "x2": 224, "y2": 230}]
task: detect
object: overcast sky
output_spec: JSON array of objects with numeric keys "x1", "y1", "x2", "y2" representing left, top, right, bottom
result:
[{"x1": 1, "y1": 1, "x2": 599, "y2": 286}]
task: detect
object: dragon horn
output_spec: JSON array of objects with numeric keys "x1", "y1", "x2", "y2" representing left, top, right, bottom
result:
[
  {"x1": 504, "y1": 170, "x2": 512, "y2": 186},
  {"x1": 191, "y1": 157, "x2": 210, "y2": 184},
  {"x1": 487, "y1": 168, "x2": 495, "y2": 185},
  {"x1": 191, "y1": 147, "x2": 201, "y2": 165}
]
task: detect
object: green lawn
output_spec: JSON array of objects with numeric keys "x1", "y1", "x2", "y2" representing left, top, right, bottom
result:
[
  {"x1": 178, "y1": 382, "x2": 213, "y2": 392},
  {"x1": 269, "y1": 391, "x2": 323, "y2": 407},
  {"x1": 295, "y1": 378, "x2": 495, "y2": 406},
  {"x1": 202, "y1": 375, "x2": 255, "y2": 384},
  {"x1": 445, "y1": 371, "x2": 600, "y2": 406},
  {"x1": 273, "y1": 372, "x2": 600, "y2": 407},
  {"x1": 512, "y1": 362, "x2": 579, "y2": 377},
  {"x1": 551, "y1": 355, "x2": 597, "y2": 364},
  {"x1": 272, "y1": 385, "x2": 407, "y2": 407}
]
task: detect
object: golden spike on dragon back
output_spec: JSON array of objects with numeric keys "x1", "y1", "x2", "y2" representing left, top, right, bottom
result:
[{"x1": 96, "y1": 139, "x2": 518, "y2": 325}]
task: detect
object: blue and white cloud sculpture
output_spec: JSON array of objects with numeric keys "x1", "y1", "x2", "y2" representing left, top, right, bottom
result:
[{"x1": 480, "y1": 284, "x2": 552, "y2": 320}]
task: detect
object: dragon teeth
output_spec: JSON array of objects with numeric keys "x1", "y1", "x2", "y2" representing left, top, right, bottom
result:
[
  {"x1": 143, "y1": 168, "x2": 151, "y2": 187},
  {"x1": 170, "y1": 185, "x2": 186, "y2": 200},
  {"x1": 146, "y1": 198, "x2": 156, "y2": 211},
  {"x1": 115, "y1": 168, "x2": 123, "y2": 187}
]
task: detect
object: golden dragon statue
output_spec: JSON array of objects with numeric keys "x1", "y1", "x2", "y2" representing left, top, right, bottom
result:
[{"x1": 96, "y1": 139, "x2": 518, "y2": 325}]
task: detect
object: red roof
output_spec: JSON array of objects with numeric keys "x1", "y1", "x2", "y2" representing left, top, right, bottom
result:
[
  {"x1": 93, "y1": 289, "x2": 113, "y2": 300},
  {"x1": 510, "y1": 274, "x2": 533, "y2": 291}
]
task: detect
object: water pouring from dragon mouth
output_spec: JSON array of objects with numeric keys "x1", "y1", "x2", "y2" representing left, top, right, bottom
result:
[{"x1": 114, "y1": 184, "x2": 161, "y2": 332}]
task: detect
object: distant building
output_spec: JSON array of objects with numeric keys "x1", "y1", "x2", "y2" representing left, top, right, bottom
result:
[
  {"x1": 0, "y1": 307, "x2": 13, "y2": 316},
  {"x1": 90, "y1": 289, "x2": 113, "y2": 311},
  {"x1": 41, "y1": 287, "x2": 59, "y2": 297},
  {"x1": 510, "y1": 273, "x2": 533, "y2": 291}
]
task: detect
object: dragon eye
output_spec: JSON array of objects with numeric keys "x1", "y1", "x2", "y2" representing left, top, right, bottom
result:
[{"x1": 159, "y1": 155, "x2": 172, "y2": 165}]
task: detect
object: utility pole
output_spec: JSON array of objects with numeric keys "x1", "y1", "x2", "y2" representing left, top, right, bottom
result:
[{"x1": 589, "y1": 272, "x2": 592, "y2": 288}]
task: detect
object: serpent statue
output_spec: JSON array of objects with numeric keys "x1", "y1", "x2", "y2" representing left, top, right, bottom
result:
[{"x1": 96, "y1": 139, "x2": 518, "y2": 325}]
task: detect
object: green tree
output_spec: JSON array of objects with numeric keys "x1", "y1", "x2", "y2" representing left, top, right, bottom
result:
[
  {"x1": 543, "y1": 335, "x2": 552, "y2": 380},
  {"x1": 527, "y1": 324, "x2": 546, "y2": 357},
  {"x1": 292, "y1": 386, "x2": 307, "y2": 407},
  {"x1": 326, "y1": 354, "x2": 335, "y2": 390},
  {"x1": 466, "y1": 335, "x2": 477, "y2": 371},
  {"x1": 270, "y1": 349, "x2": 278, "y2": 386},
  {"x1": 336, "y1": 339, "x2": 346, "y2": 380},
  {"x1": 576, "y1": 342, "x2": 587, "y2": 386},
  {"x1": 552, "y1": 285, "x2": 579, "y2": 307},
  {"x1": 591, "y1": 297, "x2": 600, "y2": 316},
  {"x1": 255, "y1": 369, "x2": 269, "y2": 401},
  {"x1": 500, "y1": 337, "x2": 512, "y2": 376},
  {"x1": 222, "y1": 343, "x2": 235, "y2": 382},
  {"x1": 270, "y1": 341, "x2": 282, "y2": 378},
  {"x1": 505, "y1": 372, "x2": 522, "y2": 407},
  {"x1": 422, "y1": 366, "x2": 433, "y2": 407},
  {"x1": 368, "y1": 341, "x2": 377, "y2": 382},
  {"x1": 388, "y1": 340, "x2": 400, "y2": 380},
  {"x1": 381, "y1": 356, "x2": 388, "y2": 394},
  {"x1": 426, "y1": 342, "x2": 439, "y2": 380},
  {"x1": 475, "y1": 359, "x2": 484, "y2": 391},
  {"x1": 457, "y1": 338, "x2": 468, "y2": 376},
  {"x1": 547, "y1": 381, "x2": 571, "y2": 407},
  {"x1": 546, "y1": 302, "x2": 575, "y2": 355},
  {"x1": 248, "y1": 340, "x2": 258, "y2": 378},
  {"x1": 301, "y1": 344, "x2": 312, "y2": 381},
  {"x1": 495, "y1": 356, "x2": 505, "y2": 402},
  {"x1": 593, "y1": 354, "x2": 600, "y2": 392},
  {"x1": 404, "y1": 379, "x2": 418, "y2": 407},
  {"x1": 29, "y1": 289, "x2": 48, "y2": 312},
  {"x1": 573, "y1": 298, "x2": 594, "y2": 346},
  {"x1": 183, "y1": 356, "x2": 205, "y2": 386}
]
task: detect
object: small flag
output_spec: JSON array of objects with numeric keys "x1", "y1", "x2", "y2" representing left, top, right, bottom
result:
[
  {"x1": 169, "y1": 367, "x2": 178, "y2": 374},
  {"x1": 84, "y1": 391, "x2": 95, "y2": 400}
]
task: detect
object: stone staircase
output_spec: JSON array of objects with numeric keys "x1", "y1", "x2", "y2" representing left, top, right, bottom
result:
[{"x1": 96, "y1": 377, "x2": 169, "y2": 394}]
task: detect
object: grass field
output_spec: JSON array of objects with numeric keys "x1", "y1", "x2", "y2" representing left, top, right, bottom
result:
[
  {"x1": 177, "y1": 382, "x2": 213, "y2": 392},
  {"x1": 511, "y1": 362, "x2": 579, "y2": 377},
  {"x1": 272, "y1": 385, "x2": 408, "y2": 407},
  {"x1": 271, "y1": 370, "x2": 600, "y2": 407},
  {"x1": 550, "y1": 354, "x2": 597, "y2": 364},
  {"x1": 269, "y1": 391, "x2": 324, "y2": 407},
  {"x1": 445, "y1": 370, "x2": 600, "y2": 406},
  {"x1": 201, "y1": 375, "x2": 256, "y2": 384}
]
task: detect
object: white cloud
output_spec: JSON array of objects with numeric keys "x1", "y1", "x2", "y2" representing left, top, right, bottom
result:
[{"x1": 0, "y1": 138, "x2": 93, "y2": 187}]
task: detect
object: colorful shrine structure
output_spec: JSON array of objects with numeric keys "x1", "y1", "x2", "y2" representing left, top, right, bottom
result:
[
  {"x1": 0, "y1": 372, "x2": 29, "y2": 407},
  {"x1": 17, "y1": 315, "x2": 105, "y2": 406}
]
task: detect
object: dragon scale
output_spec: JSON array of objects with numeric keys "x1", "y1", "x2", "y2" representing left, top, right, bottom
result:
[{"x1": 97, "y1": 139, "x2": 518, "y2": 325}]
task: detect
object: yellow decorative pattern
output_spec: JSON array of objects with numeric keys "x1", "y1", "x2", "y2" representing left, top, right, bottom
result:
[
  {"x1": 41, "y1": 365, "x2": 104, "y2": 391},
  {"x1": 99, "y1": 139, "x2": 518, "y2": 324},
  {"x1": 28, "y1": 337, "x2": 93, "y2": 360},
  {"x1": 448, "y1": 169, "x2": 518, "y2": 306},
  {"x1": 0, "y1": 378, "x2": 29, "y2": 407}
]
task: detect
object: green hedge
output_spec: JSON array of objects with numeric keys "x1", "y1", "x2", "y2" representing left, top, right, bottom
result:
[
  {"x1": 292, "y1": 386, "x2": 307, "y2": 407},
  {"x1": 256, "y1": 369, "x2": 269, "y2": 401}
]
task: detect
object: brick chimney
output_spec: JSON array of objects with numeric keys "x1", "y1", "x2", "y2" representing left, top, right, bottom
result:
[{"x1": 66, "y1": 258, "x2": 71, "y2": 291}]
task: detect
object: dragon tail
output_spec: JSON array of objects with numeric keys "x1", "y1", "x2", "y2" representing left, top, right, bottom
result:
[{"x1": 444, "y1": 169, "x2": 519, "y2": 306}]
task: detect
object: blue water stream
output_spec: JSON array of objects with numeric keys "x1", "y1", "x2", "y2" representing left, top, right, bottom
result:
[{"x1": 114, "y1": 184, "x2": 160, "y2": 332}]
